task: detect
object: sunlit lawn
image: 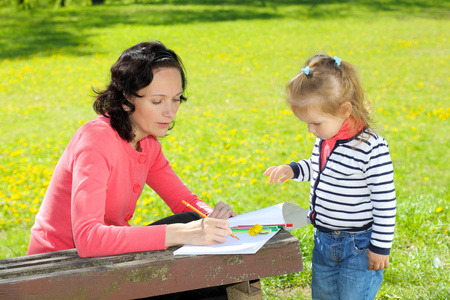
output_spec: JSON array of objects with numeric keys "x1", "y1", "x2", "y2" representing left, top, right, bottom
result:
[{"x1": 0, "y1": 1, "x2": 449, "y2": 299}]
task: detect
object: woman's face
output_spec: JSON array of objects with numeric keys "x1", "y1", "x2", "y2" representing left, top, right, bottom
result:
[{"x1": 126, "y1": 68, "x2": 183, "y2": 142}]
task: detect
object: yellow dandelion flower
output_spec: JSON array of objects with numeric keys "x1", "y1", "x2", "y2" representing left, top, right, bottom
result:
[
  {"x1": 133, "y1": 216, "x2": 142, "y2": 225},
  {"x1": 249, "y1": 224, "x2": 263, "y2": 236},
  {"x1": 10, "y1": 149, "x2": 23, "y2": 157}
]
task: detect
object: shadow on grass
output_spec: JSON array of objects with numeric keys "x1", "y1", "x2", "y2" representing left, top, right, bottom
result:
[
  {"x1": 1, "y1": 5, "x2": 281, "y2": 59},
  {"x1": 0, "y1": 0, "x2": 447, "y2": 59}
]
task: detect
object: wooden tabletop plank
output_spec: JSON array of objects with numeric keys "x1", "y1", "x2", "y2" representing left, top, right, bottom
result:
[{"x1": 0, "y1": 230, "x2": 303, "y2": 299}]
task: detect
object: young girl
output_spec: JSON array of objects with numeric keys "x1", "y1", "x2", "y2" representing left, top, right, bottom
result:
[{"x1": 264, "y1": 53, "x2": 396, "y2": 299}]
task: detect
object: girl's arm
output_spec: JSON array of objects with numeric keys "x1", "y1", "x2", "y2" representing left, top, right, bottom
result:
[
  {"x1": 365, "y1": 137, "x2": 397, "y2": 257},
  {"x1": 264, "y1": 140, "x2": 317, "y2": 184},
  {"x1": 263, "y1": 157, "x2": 313, "y2": 184}
]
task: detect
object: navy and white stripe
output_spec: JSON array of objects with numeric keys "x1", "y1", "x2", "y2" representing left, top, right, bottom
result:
[{"x1": 289, "y1": 129, "x2": 396, "y2": 255}]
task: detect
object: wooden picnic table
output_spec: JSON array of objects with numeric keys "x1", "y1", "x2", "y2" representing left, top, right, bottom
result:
[{"x1": 0, "y1": 229, "x2": 303, "y2": 299}]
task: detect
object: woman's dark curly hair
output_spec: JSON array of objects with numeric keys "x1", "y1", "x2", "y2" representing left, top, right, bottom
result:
[{"x1": 93, "y1": 41, "x2": 187, "y2": 142}]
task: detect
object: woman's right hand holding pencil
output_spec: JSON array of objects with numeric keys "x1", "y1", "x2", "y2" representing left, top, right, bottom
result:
[
  {"x1": 165, "y1": 218, "x2": 231, "y2": 247},
  {"x1": 164, "y1": 200, "x2": 236, "y2": 247}
]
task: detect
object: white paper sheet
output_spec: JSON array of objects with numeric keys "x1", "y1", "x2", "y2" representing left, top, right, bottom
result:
[
  {"x1": 226, "y1": 203, "x2": 285, "y2": 227},
  {"x1": 173, "y1": 203, "x2": 297, "y2": 255},
  {"x1": 173, "y1": 230, "x2": 279, "y2": 255}
]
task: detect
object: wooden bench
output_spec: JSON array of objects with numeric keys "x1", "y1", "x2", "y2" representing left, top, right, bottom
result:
[{"x1": 0, "y1": 230, "x2": 303, "y2": 299}]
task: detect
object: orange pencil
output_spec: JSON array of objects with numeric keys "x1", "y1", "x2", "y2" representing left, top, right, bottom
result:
[{"x1": 181, "y1": 200, "x2": 239, "y2": 240}]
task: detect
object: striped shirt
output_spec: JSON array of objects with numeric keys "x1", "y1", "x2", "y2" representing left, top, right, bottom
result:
[{"x1": 289, "y1": 129, "x2": 396, "y2": 255}]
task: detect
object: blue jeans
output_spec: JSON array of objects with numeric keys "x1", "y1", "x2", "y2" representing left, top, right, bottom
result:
[{"x1": 312, "y1": 229, "x2": 383, "y2": 300}]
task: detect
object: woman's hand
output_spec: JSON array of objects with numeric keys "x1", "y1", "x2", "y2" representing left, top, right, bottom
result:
[
  {"x1": 208, "y1": 202, "x2": 236, "y2": 219},
  {"x1": 165, "y1": 217, "x2": 231, "y2": 247},
  {"x1": 367, "y1": 250, "x2": 390, "y2": 270},
  {"x1": 263, "y1": 165, "x2": 294, "y2": 184}
]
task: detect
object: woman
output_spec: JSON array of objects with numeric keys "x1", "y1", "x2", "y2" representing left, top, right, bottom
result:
[{"x1": 28, "y1": 41, "x2": 236, "y2": 259}]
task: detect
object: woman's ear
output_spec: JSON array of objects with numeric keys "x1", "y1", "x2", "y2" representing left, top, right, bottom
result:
[
  {"x1": 122, "y1": 93, "x2": 132, "y2": 112},
  {"x1": 340, "y1": 102, "x2": 352, "y2": 118}
]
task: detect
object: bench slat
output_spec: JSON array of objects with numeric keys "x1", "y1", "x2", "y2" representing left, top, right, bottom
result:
[
  {"x1": 0, "y1": 249, "x2": 77, "y2": 266},
  {"x1": 0, "y1": 230, "x2": 303, "y2": 299}
]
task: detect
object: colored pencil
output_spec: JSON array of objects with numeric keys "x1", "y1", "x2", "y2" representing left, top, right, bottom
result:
[
  {"x1": 232, "y1": 226, "x2": 283, "y2": 231},
  {"x1": 231, "y1": 227, "x2": 278, "y2": 233},
  {"x1": 236, "y1": 224, "x2": 293, "y2": 228}
]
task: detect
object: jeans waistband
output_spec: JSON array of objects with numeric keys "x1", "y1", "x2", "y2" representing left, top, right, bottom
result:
[
  {"x1": 315, "y1": 222, "x2": 373, "y2": 235},
  {"x1": 316, "y1": 227, "x2": 372, "y2": 237}
]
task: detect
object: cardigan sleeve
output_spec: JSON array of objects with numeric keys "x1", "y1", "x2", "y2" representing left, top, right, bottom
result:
[
  {"x1": 289, "y1": 158, "x2": 313, "y2": 182},
  {"x1": 289, "y1": 140, "x2": 320, "y2": 182},
  {"x1": 364, "y1": 138, "x2": 397, "y2": 255}
]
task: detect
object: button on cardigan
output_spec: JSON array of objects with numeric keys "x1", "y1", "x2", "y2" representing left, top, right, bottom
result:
[{"x1": 28, "y1": 116, "x2": 212, "y2": 258}]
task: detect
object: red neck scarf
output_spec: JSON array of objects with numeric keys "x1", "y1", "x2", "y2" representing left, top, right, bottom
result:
[{"x1": 320, "y1": 118, "x2": 361, "y2": 170}]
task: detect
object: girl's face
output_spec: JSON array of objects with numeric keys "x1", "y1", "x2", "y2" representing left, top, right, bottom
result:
[
  {"x1": 126, "y1": 68, "x2": 183, "y2": 142},
  {"x1": 292, "y1": 104, "x2": 348, "y2": 140}
]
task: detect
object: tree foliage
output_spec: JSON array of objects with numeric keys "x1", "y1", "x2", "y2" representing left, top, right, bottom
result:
[{"x1": 1, "y1": 0, "x2": 101, "y2": 9}]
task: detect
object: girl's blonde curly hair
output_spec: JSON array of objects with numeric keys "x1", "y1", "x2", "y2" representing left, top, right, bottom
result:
[{"x1": 286, "y1": 53, "x2": 373, "y2": 135}]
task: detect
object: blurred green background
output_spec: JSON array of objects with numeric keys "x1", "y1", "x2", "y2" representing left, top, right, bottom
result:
[{"x1": 0, "y1": 1, "x2": 449, "y2": 299}]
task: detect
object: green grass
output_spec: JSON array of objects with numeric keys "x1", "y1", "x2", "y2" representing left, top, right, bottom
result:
[{"x1": 1, "y1": 1, "x2": 449, "y2": 299}]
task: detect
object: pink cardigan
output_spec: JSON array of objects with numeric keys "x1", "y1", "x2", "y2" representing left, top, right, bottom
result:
[{"x1": 28, "y1": 116, "x2": 212, "y2": 258}]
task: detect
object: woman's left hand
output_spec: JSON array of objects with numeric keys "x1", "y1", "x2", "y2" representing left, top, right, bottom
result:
[{"x1": 208, "y1": 202, "x2": 237, "y2": 219}]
